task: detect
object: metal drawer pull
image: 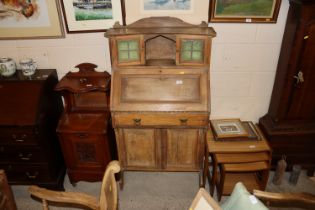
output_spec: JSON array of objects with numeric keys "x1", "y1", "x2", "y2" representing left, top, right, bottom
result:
[
  {"x1": 179, "y1": 118, "x2": 188, "y2": 124},
  {"x1": 19, "y1": 153, "x2": 32, "y2": 161},
  {"x1": 133, "y1": 118, "x2": 141, "y2": 126},
  {"x1": 12, "y1": 134, "x2": 27, "y2": 142},
  {"x1": 26, "y1": 171, "x2": 39, "y2": 179},
  {"x1": 77, "y1": 133, "x2": 88, "y2": 138}
]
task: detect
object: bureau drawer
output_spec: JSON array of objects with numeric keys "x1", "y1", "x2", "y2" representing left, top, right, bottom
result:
[
  {"x1": 0, "y1": 164, "x2": 55, "y2": 183},
  {"x1": 0, "y1": 127, "x2": 39, "y2": 145},
  {"x1": 0, "y1": 146, "x2": 46, "y2": 163},
  {"x1": 113, "y1": 113, "x2": 209, "y2": 127}
]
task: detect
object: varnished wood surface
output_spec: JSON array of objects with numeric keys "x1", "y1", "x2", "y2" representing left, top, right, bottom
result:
[
  {"x1": 111, "y1": 68, "x2": 209, "y2": 112},
  {"x1": 223, "y1": 161, "x2": 269, "y2": 172},
  {"x1": 254, "y1": 189, "x2": 315, "y2": 209},
  {"x1": 106, "y1": 17, "x2": 216, "y2": 37},
  {"x1": 56, "y1": 64, "x2": 115, "y2": 183},
  {"x1": 207, "y1": 127, "x2": 271, "y2": 153},
  {"x1": 259, "y1": 0, "x2": 315, "y2": 174},
  {"x1": 112, "y1": 112, "x2": 209, "y2": 127},
  {"x1": 0, "y1": 170, "x2": 17, "y2": 210},
  {"x1": 107, "y1": 17, "x2": 213, "y2": 187},
  {"x1": 57, "y1": 113, "x2": 110, "y2": 133},
  {"x1": 205, "y1": 125, "x2": 271, "y2": 200},
  {"x1": 0, "y1": 69, "x2": 65, "y2": 189}
]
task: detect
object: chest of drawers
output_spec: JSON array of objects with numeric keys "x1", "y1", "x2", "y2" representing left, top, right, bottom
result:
[{"x1": 0, "y1": 69, "x2": 65, "y2": 189}]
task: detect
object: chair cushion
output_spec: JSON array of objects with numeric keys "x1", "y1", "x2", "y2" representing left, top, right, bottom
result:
[{"x1": 220, "y1": 182, "x2": 268, "y2": 210}]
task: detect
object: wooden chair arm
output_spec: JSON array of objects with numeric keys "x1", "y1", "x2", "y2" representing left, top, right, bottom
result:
[
  {"x1": 253, "y1": 190, "x2": 315, "y2": 209},
  {"x1": 28, "y1": 185, "x2": 99, "y2": 210}
]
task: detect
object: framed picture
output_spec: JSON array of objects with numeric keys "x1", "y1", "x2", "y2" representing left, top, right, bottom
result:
[
  {"x1": 189, "y1": 188, "x2": 221, "y2": 210},
  {"x1": 0, "y1": 0, "x2": 64, "y2": 39},
  {"x1": 208, "y1": 0, "x2": 282, "y2": 23},
  {"x1": 61, "y1": 0, "x2": 126, "y2": 33},
  {"x1": 141, "y1": 0, "x2": 193, "y2": 14},
  {"x1": 210, "y1": 119, "x2": 249, "y2": 138}
]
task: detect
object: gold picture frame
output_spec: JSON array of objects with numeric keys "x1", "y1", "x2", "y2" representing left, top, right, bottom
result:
[
  {"x1": 208, "y1": 0, "x2": 282, "y2": 23},
  {"x1": 210, "y1": 119, "x2": 249, "y2": 138},
  {"x1": 0, "y1": 0, "x2": 64, "y2": 39}
]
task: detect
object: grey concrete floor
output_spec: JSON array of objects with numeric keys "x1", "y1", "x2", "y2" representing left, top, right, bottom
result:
[{"x1": 11, "y1": 170, "x2": 315, "y2": 210}]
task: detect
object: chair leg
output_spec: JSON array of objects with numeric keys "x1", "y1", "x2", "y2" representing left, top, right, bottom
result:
[{"x1": 42, "y1": 199, "x2": 49, "y2": 210}]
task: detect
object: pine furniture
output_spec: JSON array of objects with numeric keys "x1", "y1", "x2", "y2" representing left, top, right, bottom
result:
[
  {"x1": 0, "y1": 69, "x2": 65, "y2": 189},
  {"x1": 106, "y1": 17, "x2": 216, "y2": 187},
  {"x1": 259, "y1": 0, "x2": 315, "y2": 175},
  {"x1": 55, "y1": 63, "x2": 115, "y2": 184}
]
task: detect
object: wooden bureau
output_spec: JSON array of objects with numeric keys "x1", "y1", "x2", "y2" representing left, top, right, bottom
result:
[
  {"x1": 0, "y1": 69, "x2": 65, "y2": 189},
  {"x1": 106, "y1": 17, "x2": 216, "y2": 187}
]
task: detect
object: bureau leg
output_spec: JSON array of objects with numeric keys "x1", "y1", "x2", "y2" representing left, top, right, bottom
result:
[
  {"x1": 119, "y1": 170, "x2": 124, "y2": 190},
  {"x1": 307, "y1": 168, "x2": 315, "y2": 177}
]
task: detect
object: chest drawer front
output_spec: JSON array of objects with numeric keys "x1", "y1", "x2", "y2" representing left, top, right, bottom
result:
[
  {"x1": 0, "y1": 146, "x2": 46, "y2": 163},
  {"x1": 0, "y1": 164, "x2": 54, "y2": 183},
  {"x1": 113, "y1": 113, "x2": 209, "y2": 127},
  {"x1": 0, "y1": 127, "x2": 39, "y2": 145}
]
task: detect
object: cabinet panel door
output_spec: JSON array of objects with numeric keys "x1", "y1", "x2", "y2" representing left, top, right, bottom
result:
[
  {"x1": 112, "y1": 35, "x2": 145, "y2": 66},
  {"x1": 58, "y1": 133, "x2": 110, "y2": 171},
  {"x1": 164, "y1": 129, "x2": 201, "y2": 170},
  {"x1": 176, "y1": 35, "x2": 210, "y2": 66},
  {"x1": 122, "y1": 129, "x2": 159, "y2": 169},
  {"x1": 287, "y1": 23, "x2": 315, "y2": 119}
]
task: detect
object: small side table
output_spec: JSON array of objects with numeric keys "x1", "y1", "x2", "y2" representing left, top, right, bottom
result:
[{"x1": 203, "y1": 124, "x2": 271, "y2": 200}]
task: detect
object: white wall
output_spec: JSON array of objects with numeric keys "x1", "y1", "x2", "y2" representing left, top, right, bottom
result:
[{"x1": 0, "y1": 0, "x2": 290, "y2": 122}]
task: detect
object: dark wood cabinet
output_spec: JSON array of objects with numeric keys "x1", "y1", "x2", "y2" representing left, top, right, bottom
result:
[
  {"x1": 259, "y1": 0, "x2": 315, "y2": 175},
  {"x1": 106, "y1": 17, "x2": 216, "y2": 187},
  {"x1": 55, "y1": 63, "x2": 115, "y2": 184},
  {"x1": 0, "y1": 69, "x2": 65, "y2": 189}
]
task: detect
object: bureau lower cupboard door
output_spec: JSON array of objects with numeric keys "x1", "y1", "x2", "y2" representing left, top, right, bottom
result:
[
  {"x1": 117, "y1": 128, "x2": 160, "y2": 170},
  {"x1": 165, "y1": 129, "x2": 203, "y2": 170},
  {"x1": 116, "y1": 128, "x2": 204, "y2": 171}
]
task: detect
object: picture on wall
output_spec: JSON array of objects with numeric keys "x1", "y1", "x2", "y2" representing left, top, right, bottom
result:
[
  {"x1": 0, "y1": 0, "x2": 64, "y2": 39},
  {"x1": 209, "y1": 0, "x2": 282, "y2": 23},
  {"x1": 142, "y1": 0, "x2": 193, "y2": 14},
  {"x1": 61, "y1": 0, "x2": 125, "y2": 33}
]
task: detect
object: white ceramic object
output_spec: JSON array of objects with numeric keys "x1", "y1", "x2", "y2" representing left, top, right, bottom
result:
[
  {"x1": 20, "y1": 58, "x2": 37, "y2": 76},
  {"x1": 0, "y1": 57, "x2": 16, "y2": 77}
]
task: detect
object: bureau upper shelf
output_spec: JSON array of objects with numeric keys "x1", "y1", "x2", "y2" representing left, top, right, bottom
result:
[{"x1": 105, "y1": 17, "x2": 216, "y2": 68}]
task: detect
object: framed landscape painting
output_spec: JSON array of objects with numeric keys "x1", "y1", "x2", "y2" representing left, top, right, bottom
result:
[
  {"x1": 141, "y1": 0, "x2": 193, "y2": 14},
  {"x1": 61, "y1": 0, "x2": 125, "y2": 33},
  {"x1": 0, "y1": 0, "x2": 64, "y2": 39},
  {"x1": 209, "y1": 0, "x2": 282, "y2": 23}
]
